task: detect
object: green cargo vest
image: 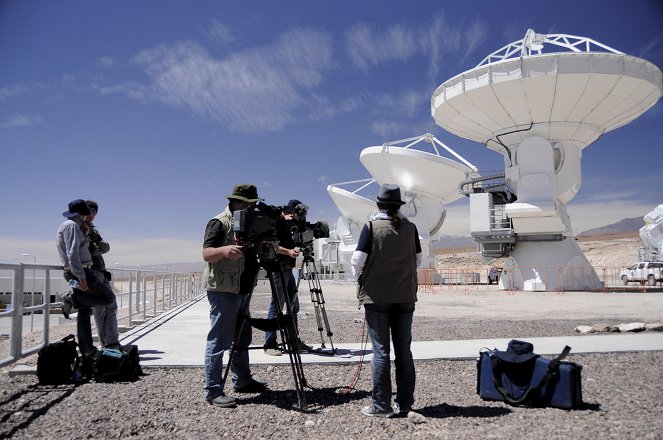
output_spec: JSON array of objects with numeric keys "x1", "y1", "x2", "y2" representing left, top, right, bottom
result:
[
  {"x1": 358, "y1": 218, "x2": 418, "y2": 305},
  {"x1": 203, "y1": 207, "x2": 246, "y2": 293}
]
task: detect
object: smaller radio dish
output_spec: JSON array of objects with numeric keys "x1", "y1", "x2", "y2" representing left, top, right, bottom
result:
[
  {"x1": 327, "y1": 185, "x2": 376, "y2": 223},
  {"x1": 360, "y1": 146, "x2": 473, "y2": 205}
]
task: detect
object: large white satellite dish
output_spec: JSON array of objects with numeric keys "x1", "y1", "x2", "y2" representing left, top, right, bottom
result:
[
  {"x1": 328, "y1": 133, "x2": 476, "y2": 269},
  {"x1": 432, "y1": 29, "x2": 663, "y2": 291}
]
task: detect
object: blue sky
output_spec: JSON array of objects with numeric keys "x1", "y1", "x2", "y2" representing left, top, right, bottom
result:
[{"x1": 1, "y1": 0, "x2": 662, "y2": 266}]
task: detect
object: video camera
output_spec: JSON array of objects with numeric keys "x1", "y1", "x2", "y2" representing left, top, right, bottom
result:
[
  {"x1": 287, "y1": 203, "x2": 330, "y2": 254},
  {"x1": 233, "y1": 202, "x2": 282, "y2": 260}
]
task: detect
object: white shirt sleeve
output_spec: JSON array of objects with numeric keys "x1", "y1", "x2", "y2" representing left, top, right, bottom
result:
[{"x1": 351, "y1": 250, "x2": 368, "y2": 280}]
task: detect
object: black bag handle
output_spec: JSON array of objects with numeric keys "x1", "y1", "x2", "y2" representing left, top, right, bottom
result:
[{"x1": 491, "y1": 345, "x2": 571, "y2": 405}]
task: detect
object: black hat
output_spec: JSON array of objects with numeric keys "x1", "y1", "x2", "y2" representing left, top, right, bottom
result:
[
  {"x1": 284, "y1": 199, "x2": 303, "y2": 212},
  {"x1": 63, "y1": 199, "x2": 92, "y2": 219},
  {"x1": 376, "y1": 184, "x2": 405, "y2": 205},
  {"x1": 494, "y1": 339, "x2": 538, "y2": 363},
  {"x1": 226, "y1": 184, "x2": 263, "y2": 203}
]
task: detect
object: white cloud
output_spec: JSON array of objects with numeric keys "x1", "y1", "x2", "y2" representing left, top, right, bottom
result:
[
  {"x1": 98, "y1": 56, "x2": 115, "y2": 67},
  {"x1": 346, "y1": 13, "x2": 488, "y2": 81},
  {"x1": 317, "y1": 176, "x2": 327, "y2": 182},
  {"x1": 123, "y1": 28, "x2": 333, "y2": 133},
  {"x1": 206, "y1": 18, "x2": 236, "y2": 47},
  {"x1": 0, "y1": 114, "x2": 43, "y2": 128},
  {"x1": 0, "y1": 85, "x2": 26, "y2": 101},
  {"x1": 345, "y1": 23, "x2": 419, "y2": 71}
]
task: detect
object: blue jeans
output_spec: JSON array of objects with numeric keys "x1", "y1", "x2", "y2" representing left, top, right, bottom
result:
[
  {"x1": 65, "y1": 268, "x2": 115, "y2": 355},
  {"x1": 92, "y1": 272, "x2": 119, "y2": 347},
  {"x1": 364, "y1": 302, "x2": 416, "y2": 412},
  {"x1": 204, "y1": 291, "x2": 253, "y2": 400},
  {"x1": 264, "y1": 269, "x2": 299, "y2": 347}
]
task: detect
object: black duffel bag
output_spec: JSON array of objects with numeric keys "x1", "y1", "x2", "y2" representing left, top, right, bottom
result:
[
  {"x1": 37, "y1": 334, "x2": 80, "y2": 385},
  {"x1": 477, "y1": 339, "x2": 583, "y2": 410}
]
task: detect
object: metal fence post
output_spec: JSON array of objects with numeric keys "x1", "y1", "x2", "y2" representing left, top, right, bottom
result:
[
  {"x1": 136, "y1": 269, "x2": 142, "y2": 316},
  {"x1": 10, "y1": 265, "x2": 26, "y2": 362},
  {"x1": 128, "y1": 271, "x2": 134, "y2": 327},
  {"x1": 142, "y1": 270, "x2": 147, "y2": 320}
]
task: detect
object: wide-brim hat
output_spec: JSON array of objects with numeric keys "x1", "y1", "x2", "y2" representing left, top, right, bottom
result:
[
  {"x1": 63, "y1": 199, "x2": 92, "y2": 219},
  {"x1": 376, "y1": 183, "x2": 406, "y2": 205},
  {"x1": 226, "y1": 184, "x2": 264, "y2": 203},
  {"x1": 494, "y1": 339, "x2": 538, "y2": 363}
]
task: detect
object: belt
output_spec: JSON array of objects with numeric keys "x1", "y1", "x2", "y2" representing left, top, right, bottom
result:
[{"x1": 64, "y1": 264, "x2": 93, "y2": 272}]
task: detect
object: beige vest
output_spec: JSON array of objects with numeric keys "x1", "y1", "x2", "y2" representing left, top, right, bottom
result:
[
  {"x1": 358, "y1": 218, "x2": 418, "y2": 304},
  {"x1": 203, "y1": 207, "x2": 246, "y2": 293}
]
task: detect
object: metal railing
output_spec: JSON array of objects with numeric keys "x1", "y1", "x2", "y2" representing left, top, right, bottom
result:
[{"x1": 0, "y1": 262, "x2": 204, "y2": 368}]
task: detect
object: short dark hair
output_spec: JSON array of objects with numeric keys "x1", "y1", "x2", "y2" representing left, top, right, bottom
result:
[{"x1": 85, "y1": 200, "x2": 99, "y2": 213}]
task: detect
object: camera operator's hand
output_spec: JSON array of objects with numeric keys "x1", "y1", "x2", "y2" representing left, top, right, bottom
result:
[
  {"x1": 279, "y1": 246, "x2": 300, "y2": 258},
  {"x1": 203, "y1": 245, "x2": 245, "y2": 264},
  {"x1": 222, "y1": 245, "x2": 244, "y2": 260},
  {"x1": 288, "y1": 247, "x2": 300, "y2": 259}
]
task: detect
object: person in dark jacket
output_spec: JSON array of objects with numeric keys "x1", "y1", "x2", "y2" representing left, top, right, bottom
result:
[
  {"x1": 351, "y1": 184, "x2": 422, "y2": 418},
  {"x1": 263, "y1": 200, "x2": 312, "y2": 356},
  {"x1": 85, "y1": 200, "x2": 120, "y2": 349}
]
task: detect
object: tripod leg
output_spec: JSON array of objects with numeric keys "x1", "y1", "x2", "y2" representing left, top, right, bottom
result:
[
  {"x1": 303, "y1": 260, "x2": 326, "y2": 347},
  {"x1": 267, "y1": 262, "x2": 308, "y2": 410},
  {"x1": 308, "y1": 259, "x2": 336, "y2": 354}
]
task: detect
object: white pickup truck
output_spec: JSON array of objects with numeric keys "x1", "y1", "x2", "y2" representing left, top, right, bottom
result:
[{"x1": 619, "y1": 261, "x2": 663, "y2": 286}]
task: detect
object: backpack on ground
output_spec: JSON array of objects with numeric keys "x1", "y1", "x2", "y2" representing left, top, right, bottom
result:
[
  {"x1": 93, "y1": 344, "x2": 143, "y2": 382},
  {"x1": 37, "y1": 334, "x2": 80, "y2": 385}
]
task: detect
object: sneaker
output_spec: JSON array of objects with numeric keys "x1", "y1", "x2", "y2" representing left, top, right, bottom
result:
[
  {"x1": 60, "y1": 292, "x2": 75, "y2": 319},
  {"x1": 297, "y1": 339, "x2": 313, "y2": 353},
  {"x1": 361, "y1": 404, "x2": 395, "y2": 418},
  {"x1": 264, "y1": 347, "x2": 282, "y2": 356},
  {"x1": 233, "y1": 379, "x2": 267, "y2": 394},
  {"x1": 394, "y1": 402, "x2": 412, "y2": 416},
  {"x1": 207, "y1": 395, "x2": 237, "y2": 408}
]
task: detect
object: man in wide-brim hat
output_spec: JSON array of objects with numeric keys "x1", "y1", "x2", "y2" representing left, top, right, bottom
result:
[{"x1": 201, "y1": 184, "x2": 267, "y2": 408}]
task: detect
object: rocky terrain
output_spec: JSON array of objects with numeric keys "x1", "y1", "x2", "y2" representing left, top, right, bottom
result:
[{"x1": 433, "y1": 233, "x2": 640, "y2": 272}]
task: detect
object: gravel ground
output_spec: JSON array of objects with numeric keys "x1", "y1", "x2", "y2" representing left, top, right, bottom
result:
[
  {"x1": 1, "y1": 282, "x2": 662, "y2": 439},
  {"x1": 1, "y1": 352, "x2": 661, "y2": 439}
]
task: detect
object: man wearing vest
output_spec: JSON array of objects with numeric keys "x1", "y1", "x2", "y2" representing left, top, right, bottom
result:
[
  {"x1": 202, "y1": 184, "x2": 267, "y2": 408},
  {"x1": 351, "y1": 184, "x2": 422, "y2": 418}
]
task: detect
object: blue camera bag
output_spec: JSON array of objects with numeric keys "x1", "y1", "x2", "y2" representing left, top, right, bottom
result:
[{"x1": 477, "y1": 340, "x2": 583, "y2": 410}]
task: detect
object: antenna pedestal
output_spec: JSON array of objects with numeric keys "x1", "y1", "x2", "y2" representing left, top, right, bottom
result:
[{"x1": 500, "y1": 239, "x2": 603, "y2": 291}]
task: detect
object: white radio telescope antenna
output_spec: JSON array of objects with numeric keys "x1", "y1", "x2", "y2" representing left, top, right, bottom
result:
[
  {"x1": 328, "y1": 133, "x2": 475, "y2": 270},
  {"x1": 432, "y1": 29, "x2": 662, "y2": 291}
]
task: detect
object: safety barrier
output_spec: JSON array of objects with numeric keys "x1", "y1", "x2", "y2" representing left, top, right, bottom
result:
[
  {"x1": 417, "y1": 266, "x2": 662, "y2": 293},
  {"x1": 0, "y1": 262, "x2": 204, "y2": 369}
]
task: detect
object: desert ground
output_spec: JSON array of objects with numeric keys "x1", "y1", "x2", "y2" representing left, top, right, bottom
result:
[{"x1": 432, "y1": 233, "x2": 641, "y2": 272}]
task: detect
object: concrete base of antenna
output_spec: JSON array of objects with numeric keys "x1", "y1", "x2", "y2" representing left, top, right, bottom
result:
[{"x1": 499, "y1": 239, "x2": 603, "y2": 291}]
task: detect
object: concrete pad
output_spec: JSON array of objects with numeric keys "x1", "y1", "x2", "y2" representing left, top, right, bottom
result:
[{"x1": 120, "y1": 291, "x2": 663, "y2": 367}]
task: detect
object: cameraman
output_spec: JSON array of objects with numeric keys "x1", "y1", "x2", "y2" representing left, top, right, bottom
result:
[
  {"x1": 263, "y1": 199, "x2": 312, "y2": 355},
  {"x1": 202, "y1": 184, "x2": 267, "y2": 408}
]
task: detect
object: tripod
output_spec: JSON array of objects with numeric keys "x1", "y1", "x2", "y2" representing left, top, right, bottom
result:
[
  {"x1": 222, "y1": 248, "x2": 308, "y2": 410},
  {"x1": 296, "y1": 246, "x2": 336, "y2": 354}
]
